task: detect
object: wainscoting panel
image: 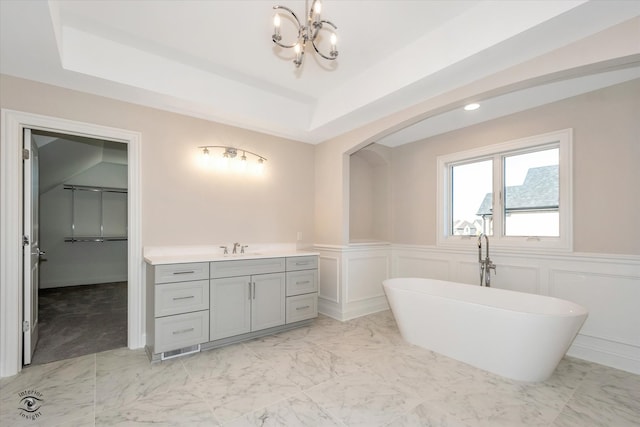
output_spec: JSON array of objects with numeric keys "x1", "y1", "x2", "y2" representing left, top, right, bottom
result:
[
  {"x1": 318, "y1": 255, "x2": 340, "y2": 303},
  {"x1": 346, "y1": 255, "x2": 388, "y2": 303},
  {"x1": 395, "y1": 255, "x2": 449, "y2": 280},
  {"x1": 550, "y1": 269, "x2": 640, "y2": 347},
  {"x1": 491, "y1": 264, "x2": 540, "y2": 294}
]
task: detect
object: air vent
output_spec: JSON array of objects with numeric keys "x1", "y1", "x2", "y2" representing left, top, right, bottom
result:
[{"x1": 161, "y1": 344, "x2": 200, "y2": 361}]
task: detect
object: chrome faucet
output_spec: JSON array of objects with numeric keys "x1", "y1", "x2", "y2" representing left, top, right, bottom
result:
[{"x1": 478, "y1": 233, "x2": 496, "y2": 287}]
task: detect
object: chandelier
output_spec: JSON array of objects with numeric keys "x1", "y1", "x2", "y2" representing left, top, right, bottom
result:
[{"x1": 271, "y1": 0, "x2": 338, "y2": 68}]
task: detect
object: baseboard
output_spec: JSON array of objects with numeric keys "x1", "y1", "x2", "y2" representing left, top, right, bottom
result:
[
  {"x1": 567, "y1": 334, "x2": 640, "y2": 375},
  {"x1": 318, "y1": 295, "x2": 389, "y2": 322},
  {"x1": 318, "y1": 297, "x2": 345, "y2": 321}
]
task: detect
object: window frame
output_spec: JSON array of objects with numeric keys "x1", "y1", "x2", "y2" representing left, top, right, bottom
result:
[{"x1": 436, "y1": 129, "x2": 573, "y2": 252}]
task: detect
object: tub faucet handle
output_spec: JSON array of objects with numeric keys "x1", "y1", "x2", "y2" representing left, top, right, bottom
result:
[
  {"x1": 219, "y1": 246, "x2": 229, "y2": 255},
  {"x1": 241, "y1": 245, "x2": 248, "y2": 254}
]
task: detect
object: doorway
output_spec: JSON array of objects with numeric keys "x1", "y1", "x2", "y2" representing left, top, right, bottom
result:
[
  {"x1": 27, "y1": 130, "x2": 129, "y2": 365},
  {"x1": 0, "y1": 109, "x2": 143, "y2": 378}
]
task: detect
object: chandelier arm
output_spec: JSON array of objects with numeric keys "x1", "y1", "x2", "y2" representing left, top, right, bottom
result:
[
  {"x1": 320, "y1": 20, "x2": 337, "y2": 31},
  {"x1": 273, "y1": 39, "x2": 299, "y2": 49},
  {"x1": 272, "y1": 5, "x2": 303, "y2": 48},
  {"x1": 273, "y1": 5, "x2": 302, "y2": 28},
  {"x1": 311, "y1": 40, "x2": 338, "y2": 60}
]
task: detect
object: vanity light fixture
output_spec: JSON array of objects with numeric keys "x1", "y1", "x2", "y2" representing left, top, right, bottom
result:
[
  {"x1": 464, "y1": 103, "x2": 480, "y2": 111},
  {"x1": 272, "y1": 0, "x2": 338, "y2": 68},
  {"x1": 199, "y1": 145, "x2": 267, "y2": 173}
]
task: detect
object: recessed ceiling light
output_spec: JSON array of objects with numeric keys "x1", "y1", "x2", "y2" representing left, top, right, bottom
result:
[{"x1": 464, "y1": 103, "x2": 480, "y2": 111}]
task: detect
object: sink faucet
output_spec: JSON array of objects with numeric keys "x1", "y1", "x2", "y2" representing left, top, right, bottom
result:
[
  {"x1": 232, "y1": 242, "x2": 240, "y2": 254},
  {"x1": 478, "y1": 233, "x2": 496, "y2": 287}
]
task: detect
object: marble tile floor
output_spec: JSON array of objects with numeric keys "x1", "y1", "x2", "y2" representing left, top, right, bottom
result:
[{"x1": 1, "y1": 311, "x2": 638, "y2": 426}]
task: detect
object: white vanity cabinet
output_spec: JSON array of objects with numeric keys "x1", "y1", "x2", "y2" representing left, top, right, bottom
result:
[
  {"x1": 146, "y1": 262, "x2": 210, "y2": 356},
  {"x1": 210, "y1": 258, "x2": 286, "y2": 340}
]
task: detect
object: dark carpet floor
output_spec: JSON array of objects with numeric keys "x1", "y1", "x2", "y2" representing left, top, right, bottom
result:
[{"x1": 30, "y1": 282, "x2": 128, "y2": 366}]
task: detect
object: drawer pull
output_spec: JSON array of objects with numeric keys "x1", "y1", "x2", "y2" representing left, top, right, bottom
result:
[
  {"x1": 172, "y1": 295, "x2": 195, "y2": 301},
  {"x1": 296, "y1": 305, "x2": 310, "y2": 311},
  {"x1": 172, "y1": 270, "x2": 195, "y2": 275},
  {"x1": 295, "y1": 262, "x2": 309, "y2": 266},
  {"x1": 172, "y1": 327, "x2": 195, "y2": 335},
  {"x1": 296, "y1": 280, "x2": 311, "y2": 285}
]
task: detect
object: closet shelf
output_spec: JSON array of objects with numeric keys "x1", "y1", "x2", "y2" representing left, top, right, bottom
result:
[
  {"x1": 63, "y1": 184, "x2": 127, "y2": 193},
  {"x1": 64, "y1": 236, "x2": 128, "y2": 243},
  {"x1": 64, "y1": 184, "x2": 128, "y2": 243}
]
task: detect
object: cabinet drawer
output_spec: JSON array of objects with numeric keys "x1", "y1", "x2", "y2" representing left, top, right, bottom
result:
[
  {"x1": 211, "y1": 257, "x2": 285, "y2": 279},
  {"x1": 155, "y1": 262, "x2": 209, "y2": 284},
  {"x1": 286, "y1": 293, "x2": 318, "y2": 323},
  {"x1": 154, "y1": 310, "x2": 209, "y2": 354},
  {"x1": 286, "y1": 270, "x2": 318, "y2": 296},
  {"x1": 155, "y1": 280, "x2": 209, "y2": 317},
  {"x1": 286, "y1": 256, "x2": 318, "y2": 271}
]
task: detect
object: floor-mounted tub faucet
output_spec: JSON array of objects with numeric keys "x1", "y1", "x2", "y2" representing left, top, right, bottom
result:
[{"x1": 478, "y1": 233, "x2": 496, "y2": 287}]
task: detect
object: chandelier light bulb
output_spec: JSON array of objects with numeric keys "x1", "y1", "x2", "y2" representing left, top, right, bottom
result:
[
  {"x1": 294, "y1": 43, "x2": 301, "y2": 54},
  {"x1": 330, "y1": 32, "x2": 337, "y2": 46},
  {"x1": 314, "y1": 1, "x2": 322, "y2": 15},
  {"x1": 273, "y1": 13, "x2": 281, "y2": 28}
]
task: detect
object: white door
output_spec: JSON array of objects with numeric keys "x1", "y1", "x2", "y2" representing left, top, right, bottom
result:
[
  {"x1": 23, "y1": 128, "x2": 42, "y2": 365},
  {"x1": 210, "y1": 276, "x2": 251, "y2": 340},
  {"x1": 251, "y1": 272, "x2": 286, "y2": 332}
]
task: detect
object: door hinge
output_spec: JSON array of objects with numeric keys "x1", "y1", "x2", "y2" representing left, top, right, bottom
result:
[
  {"x1": 22, "y1": 148, "x2": 30, "y2": 160},
  {"x1": 23, "y1": 320, "x2": 30, "y2": 333},
  {"x1": 23, "y1": 235, "x2": 29, "y2": 246}
]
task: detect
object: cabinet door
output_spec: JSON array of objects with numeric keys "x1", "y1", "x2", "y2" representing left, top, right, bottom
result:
[
  {"x1": 210, "y1": 276, "x2": 251, "y2": 340},
  {"x1": 251, "y1": 272, "x2": 286, "y2": 332}
]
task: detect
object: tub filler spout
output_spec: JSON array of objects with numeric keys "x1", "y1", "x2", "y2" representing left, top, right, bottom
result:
[{"x1": 478, "y1": 233, "x2": 496, "y2": 286}]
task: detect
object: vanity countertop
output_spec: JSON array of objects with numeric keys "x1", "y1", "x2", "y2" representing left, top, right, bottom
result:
[{"x1": 144, "y1": 245, "x2": 318, "y2": 265}]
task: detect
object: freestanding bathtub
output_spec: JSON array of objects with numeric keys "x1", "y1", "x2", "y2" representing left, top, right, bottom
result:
[{"x1": 383, "y1": 277, "x2": 588, "y2": 382}]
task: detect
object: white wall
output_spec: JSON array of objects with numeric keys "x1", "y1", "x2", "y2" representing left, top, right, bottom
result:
[
  {"x1": 0, "y1": 75, "x2": 316, "y2": 248},
  {"x1": 391, "y1": 79, "x2": 640, "y2": 254},
  {"x1": 40, "y1": 162, "x2": 128, "y2": 288},
  {"x1": 349, "y1": 144, "x2": 391, "y2": 243}
]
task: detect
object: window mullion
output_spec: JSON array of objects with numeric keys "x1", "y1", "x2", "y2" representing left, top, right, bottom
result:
[{"x1": 491, "y1": 153, "x2": 503, "y2": 239}]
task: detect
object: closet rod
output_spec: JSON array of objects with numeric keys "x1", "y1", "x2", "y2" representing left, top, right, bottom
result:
[{"x1": 63, "y1": 184, "x2": 127, "y2": 193}]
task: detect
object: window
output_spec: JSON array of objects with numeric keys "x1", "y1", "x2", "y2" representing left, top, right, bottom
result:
[{"x1": 437, "y1": 129, "x2": 572, "y2": 251}]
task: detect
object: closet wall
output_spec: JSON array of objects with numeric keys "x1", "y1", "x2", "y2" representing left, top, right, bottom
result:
[{"x1": 38, "y1": 136, "x2": 128, "y2": 288}]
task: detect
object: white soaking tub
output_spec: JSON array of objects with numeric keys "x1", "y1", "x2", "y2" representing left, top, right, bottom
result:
[{"x1": 383, "y1": 277, "x2": 588, "y2": 382}]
